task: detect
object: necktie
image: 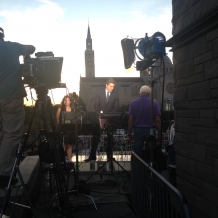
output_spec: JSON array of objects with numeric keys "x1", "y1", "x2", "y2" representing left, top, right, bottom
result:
[{"x1": 106, "y1": 92, "x2": 109, "y2": 103}]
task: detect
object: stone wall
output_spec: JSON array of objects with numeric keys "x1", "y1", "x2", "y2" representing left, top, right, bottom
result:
[{"x1": 167, "y1": 1, "x2": 218, "y2": 217}]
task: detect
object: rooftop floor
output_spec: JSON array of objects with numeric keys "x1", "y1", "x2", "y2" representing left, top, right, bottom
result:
[{"x1": 0, "y1": 148, "x2": 173, "y2": 218}]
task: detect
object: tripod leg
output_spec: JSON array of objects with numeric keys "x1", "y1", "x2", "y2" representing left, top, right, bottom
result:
[
  {"x1": 13, "y1": 168, "x2": 37, "y2": 217},
  {"x1": 0, "y1": 144, "x2": 38, "y2": 218},
  {"x1": 0, "y1": 144, "x2": 22, "y2": 217},
  {"x1": 107, "y1": 122, "x2": 115, "y2": 176},
  {"x1": 23, "y1": 100, "x2": 39, "y2": 147},
  {"x1": 47, "y1": 98, "x2": 57, "y2": 132},
  {"x1": 85, "y1": 160, "x2": 108, "y2": 182}
]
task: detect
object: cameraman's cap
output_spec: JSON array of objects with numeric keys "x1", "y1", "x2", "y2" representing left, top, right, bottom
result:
[{"x1": 0, "y1": 27, "x2": 4, "y2": 39}]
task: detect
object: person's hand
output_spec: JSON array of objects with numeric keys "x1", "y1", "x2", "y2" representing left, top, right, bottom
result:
[
  {"x1": 128, "y1": 134, "x2": 132, "y2": 143},
  {"x1": 156, "y1": 136, "x2": 161, "y2": 146},
  {"x1": 23, "y1": 54, "x2": 30, "y2": 60}
]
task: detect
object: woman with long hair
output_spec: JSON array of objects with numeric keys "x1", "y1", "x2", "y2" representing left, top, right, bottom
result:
[{"x1": 56, "y1": 95, "x2": 75, "y2": 162}]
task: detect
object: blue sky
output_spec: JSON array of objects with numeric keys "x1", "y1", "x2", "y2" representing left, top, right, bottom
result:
[{"x1": 0, "y1": 0, "x2": 172, "y2": 104}]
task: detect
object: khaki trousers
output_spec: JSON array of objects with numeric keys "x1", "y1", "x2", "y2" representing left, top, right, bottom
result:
[{"x1": 0, "y1": 98, "x2": 24, "y2": 176}]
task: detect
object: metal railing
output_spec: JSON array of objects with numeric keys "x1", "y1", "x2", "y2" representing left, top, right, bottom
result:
[{"x1": 131, "y1": 152, "x2": 190, "y2": 218}]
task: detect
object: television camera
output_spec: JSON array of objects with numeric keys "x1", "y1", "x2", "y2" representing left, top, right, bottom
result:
[
  {"x1": 20, "y1": 51, "x2": 66, "y2": 89},
  {"x1": 121, "y1": 32, "x2": 166, "y2": 71}
]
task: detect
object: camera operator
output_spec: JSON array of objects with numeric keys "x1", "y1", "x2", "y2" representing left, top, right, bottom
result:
[{"x1": 0, "y1": 27, "x2": 35, "y2": 187}]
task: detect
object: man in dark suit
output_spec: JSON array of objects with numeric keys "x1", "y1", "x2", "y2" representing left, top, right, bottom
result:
[{"x1": 84, "y1": 78, "x2": 120, "y2": 162}]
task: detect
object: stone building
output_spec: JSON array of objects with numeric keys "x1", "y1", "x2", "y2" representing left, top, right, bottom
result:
[
  {"x1": 166, "y1": 1, "x2": 218, "y2": 218},
  {"x1": 80, "y1": 24, "x2": 174, "y2": 112},
  {"x1": 141, "y1": 55, "x2": 174, "y2": 110}
]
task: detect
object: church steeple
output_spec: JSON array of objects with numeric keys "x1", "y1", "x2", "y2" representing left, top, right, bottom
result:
[
  {"x1": 86, "y1": 23, "x2": 92, "y2": 51},
  {"x1": 87, "y1": 24, "x2": 91, "y2": 39},
  {"x1": 85, "y1": 23, "x2": 95, "y2": 77}
]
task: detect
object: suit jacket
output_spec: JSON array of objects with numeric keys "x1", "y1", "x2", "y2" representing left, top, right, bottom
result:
[{"x1": 94, "y1": 89, "x2": 120, "y2": 115}]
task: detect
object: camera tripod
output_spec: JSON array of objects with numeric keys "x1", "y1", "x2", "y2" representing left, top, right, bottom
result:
[
  {"x1": 0, "y1": 142, "x2": 37, "y2": 218},
  {"x1": 22, "y1": 87, "x2": 72, "y2": 217},
  {"x1": 86, "y1": 113, "x2": 131, "y2": 184}
]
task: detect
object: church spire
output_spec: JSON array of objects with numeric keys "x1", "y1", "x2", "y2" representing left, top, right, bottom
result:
[
  {"x1": 86, "y1": 23, "x2": 92, "y2": 50},
  {"x1": 85, "y1": 22, "x2": 95, "y2": 77},
  {"x1": 87, "y1": 23, "x2": 91, "y2": 39}
]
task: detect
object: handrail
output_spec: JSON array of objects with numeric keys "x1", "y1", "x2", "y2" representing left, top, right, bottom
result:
[{"x1": 131, "y1": 151, "x2": 190, "y2": 218}]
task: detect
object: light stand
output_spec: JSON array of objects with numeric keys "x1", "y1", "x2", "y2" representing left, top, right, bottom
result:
[
  {"x1": 148, "y1": 66, "x2": 155, "y2": 167},
  {"x1": 71, "y1": 114, "x2": 98, "y2": 210},
  {"x1": 60, "y1": 110, "x2": 80, "y2": 187},
  {"x1": 145, "y1": 56, "x2": 166, "y2": 171},
  {"x1": 61, "y1": 102, "x2": 82, "y2": 188},
  {"x1": 60, "y1": 107, "x2": 97, "y2": 210},
  {"x1": 86, "y1": 113, "x2": 131, "y2": 184}
]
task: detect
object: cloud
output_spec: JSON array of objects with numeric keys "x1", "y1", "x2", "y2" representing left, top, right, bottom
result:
[
  {"x1": 0, "y1": 0, "x2": 173, "y2": 105},
  {"x1": 0, "y1": 0, "x2": 64, "y2": 44},
  {"x1": 122, "y1": 6, "x2": 172, "y2": 39}
]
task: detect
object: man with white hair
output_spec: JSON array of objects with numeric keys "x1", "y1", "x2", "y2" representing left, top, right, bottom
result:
[{"x1": 128, "y1": 85, "x2": 161, "y2": 157}]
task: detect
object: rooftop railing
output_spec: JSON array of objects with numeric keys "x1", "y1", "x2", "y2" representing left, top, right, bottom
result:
[{"x1": 131, "y1": 152, "x2": 190, "y2": 218}]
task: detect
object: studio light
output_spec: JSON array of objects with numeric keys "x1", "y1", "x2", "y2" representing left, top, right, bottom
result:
[{"x1": 121, "y1": 32, "x2": 166, "y2": 71}]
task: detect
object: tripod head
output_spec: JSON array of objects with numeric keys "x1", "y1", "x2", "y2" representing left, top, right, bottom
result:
[{"x1": 35, "y1": 85, "x2": 49, "y2": 101}]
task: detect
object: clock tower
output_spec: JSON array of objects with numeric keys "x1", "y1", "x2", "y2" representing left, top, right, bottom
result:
[{"x1": 85, "y1": 24, "x2": 95, "y2": 77}]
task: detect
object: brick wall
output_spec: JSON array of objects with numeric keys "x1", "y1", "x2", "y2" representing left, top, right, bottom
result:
[{"x1": 167, "y1": 1, "x2": 218, "y2": 217}]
